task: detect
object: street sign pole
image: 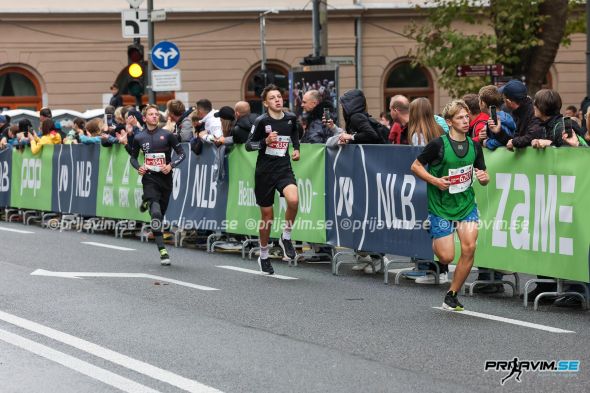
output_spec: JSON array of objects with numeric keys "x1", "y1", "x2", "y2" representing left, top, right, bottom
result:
[{"x1": 147, "y1": 0, "x2": 156, "y2": 104}]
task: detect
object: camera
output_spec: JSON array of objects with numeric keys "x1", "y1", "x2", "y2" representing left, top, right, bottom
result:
[{"x1": 323, "y1": 108, "x2": 331, "y2": 121}]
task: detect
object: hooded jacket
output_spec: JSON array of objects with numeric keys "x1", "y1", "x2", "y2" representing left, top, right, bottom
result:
[
  {"x1": 301, "y1": 100, "x2": 334, "y2": 144},
  {"x1": 338, "y1": 89, "x2": 382, "y2": 144},
  {"x1": 484, "y1": 111, "x2": 516, "y2": 150},
  {"x1": 30, "y1": 130, "x2": 62, "y2": 154}
]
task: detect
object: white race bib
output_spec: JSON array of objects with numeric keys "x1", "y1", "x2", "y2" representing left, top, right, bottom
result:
[
  {"x1": 265, "y1": 135, "x2": 290, "y2": 157},
  {"x1": 448, "y1": 165, "x2": 473, "y2": 194},
  {"x1": 145, "y1": 152, "x2": 166, "y2": 172}
]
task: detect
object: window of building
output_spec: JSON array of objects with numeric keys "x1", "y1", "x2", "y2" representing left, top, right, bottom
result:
[
  {"x1": 383, "y1": 61, "x2": 433, "y2": 112},
  {"x1": 0, "y1": 67, "x2": 42, "y2": 111},
  {"x1": 244, "y1": 63, "x2": 289, "y2": 115}
]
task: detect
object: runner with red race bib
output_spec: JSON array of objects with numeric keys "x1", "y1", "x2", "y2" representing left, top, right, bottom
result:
[
  {"x1": 130, "y1": 104, "x2": 185, "y2": 265},
  {"x1": 411, "y1": 99, "x2": 489, "y2": 311},
  {"x1": 246, "y1": 84, "x2": 301, "y2": 274}
]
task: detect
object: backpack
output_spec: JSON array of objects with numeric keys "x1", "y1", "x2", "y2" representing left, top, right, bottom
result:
[{"x1": 367, "y1": 116, "x2": 390, "y2": 144}]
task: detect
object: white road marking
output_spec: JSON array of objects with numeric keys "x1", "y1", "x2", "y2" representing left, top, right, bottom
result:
[
  {"x1": 31, "y1": 269, "x2": 220, "y2": 291},
  {"x1": 432, "y1": 307, "x2": 575, "y2": 334},
  {"x1": 217, "y1": 265, "x2": 298, "y2": 280},
  {"x1": 0, "y1": 310, "x2": 224, "y2": 393},
  {"x1": 0, "y1": 328, "x2": 161, "y2": 393},
  {"x1": 0, "y1": 226, "x2": 34, "y2": 234},
  {"x1": 81, "y1": 241, "x2": 135, "y2": 251}
]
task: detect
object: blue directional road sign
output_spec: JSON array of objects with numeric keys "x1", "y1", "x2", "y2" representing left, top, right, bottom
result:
[{"x1": 151, "y1": 41, "x2": 180, "y2": 70}]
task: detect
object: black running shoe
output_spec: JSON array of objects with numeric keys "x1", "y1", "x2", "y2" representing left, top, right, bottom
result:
[
  {"x1": 160, "y1": 249, "x2": 171, "y2": 266},
  {"x1": 442, "y1": 291, "x2": 464, "y2": 311},
  {"x1": 139, "y1": 200, "x2": 149, "y2": 213},
  {"x1": 257, "y1": 257, "x2": 274, "y2": 275},
  {"x1": 279, "y1": 236, "x2": 296, "y2": 260}
]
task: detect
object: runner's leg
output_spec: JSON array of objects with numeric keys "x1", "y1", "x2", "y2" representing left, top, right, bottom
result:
[
  {"x1": 282, "y1": 184, "x2": 298, "y2": 239},
  {"x1": 449, "y1": 220, "x2": 478, "y2": 292}
]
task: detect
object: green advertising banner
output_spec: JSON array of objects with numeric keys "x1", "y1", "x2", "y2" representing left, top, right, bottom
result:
[
  {"x1": 96, "y1": 145, "x2": 150, "y2": 221},
  {"x1": 474, "y1": 148, "x2": 590, "y2": 282},
  {"x1": 226, "y1": 144, "x2": 326, "y2": 243},
  {"x1": 10, "y1": 145, "x2": 53, "y2": 211}
]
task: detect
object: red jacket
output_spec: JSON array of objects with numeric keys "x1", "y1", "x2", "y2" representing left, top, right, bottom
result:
[
  {"x1": 470, "y1": 112, "x2": 489, "y2": 142},
  {"x1": 388, "y1": 121, "x2": 408, "y2": 144}
]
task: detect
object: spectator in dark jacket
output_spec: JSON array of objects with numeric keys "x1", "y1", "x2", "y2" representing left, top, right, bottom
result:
[
  {"x1": 497, "y1": 80, "x2": 544, "y2": 150},
  {"x1": 109, "y1": 84, "x2": 123, "y2": 108},
  {"x1": 233, "y1": 101, "x2": 258, "y2": 144},
  {"x1": 300, "y1": 90, "x2": 334, "y2": 144},
  {"x1": 337, "y1": 89, "x2": 382, "y2": 145}
]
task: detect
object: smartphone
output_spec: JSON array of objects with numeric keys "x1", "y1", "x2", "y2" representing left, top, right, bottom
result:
[
  {"x1": 490, "y1": 105, "x2": 497, "y2": 125},
  {"x1": 323, "y1": 108, "x2": 331, "y2": 121},
  {"x1": 563, "y1": 116, "x2": 573, "y2": 138}
]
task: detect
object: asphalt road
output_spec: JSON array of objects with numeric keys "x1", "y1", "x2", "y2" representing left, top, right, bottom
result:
[{"x1": 0, "y1": 221, "x2": 588, "y2": 393}]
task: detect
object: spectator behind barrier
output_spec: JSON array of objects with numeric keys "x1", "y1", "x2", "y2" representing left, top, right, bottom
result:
[
  {"x1": 228, "y1": 101, "x2": 258, "y2": 144},
  {"x1": 79, "y1": 118, "x2": 117, "y2": 145},
  {"x1": 388, "y1": 95, "x2": 410, "y2": 144},
  {"x1": 478, "y1": 85, "x2": 516, "y2": 150},
  {"x1": 300, "y1": 89, "x2": 335, "y2": 144},
  {"x1": 194, "y1": 99, "x2": 223, "y2": 144},
  {"x1": 564, "y1": 105, "x2": 581, "y2": 127},
  {"x1": 337, "y1": 89, "x2": 384, "y2": 145},
  {"x1": 407, "y1": 97, "x2": 444, "y2": 147},
  {"x1": 30, "y1": 118, "x2": 62, "y2": 154},
  {"x1": 531, "y1": 89, "x2": 586, "y2": 149},
  {"x1": 463, "y1": 93, "x2": 488, "y2": 142},
  {"x1": 497, "y1": 80, "x2": 544, "y2": 150},
  {"x1": 166, "y1": 99, "x2": 195, "y2": 142}
]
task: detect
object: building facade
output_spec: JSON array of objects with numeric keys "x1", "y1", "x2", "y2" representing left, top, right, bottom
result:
[{"x1": 0, "y1": 1, "x2": 586, "y2": 115}]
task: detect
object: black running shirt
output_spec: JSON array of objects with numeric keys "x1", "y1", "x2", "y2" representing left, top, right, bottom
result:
[
  {"x1": 130, "y1": 127, "x2": 185, "y2": 174},
  {"x1": 245, "y1": 112, "x2": 300, "y2": 173}
]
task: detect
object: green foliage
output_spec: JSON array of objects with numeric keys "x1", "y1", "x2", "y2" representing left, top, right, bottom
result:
[{"x1": 406, "y1": 0, "x2": 580, "y2": 98}]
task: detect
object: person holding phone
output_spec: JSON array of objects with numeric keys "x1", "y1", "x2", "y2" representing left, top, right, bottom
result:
[
  {"x1": 530, "y1": 89, "x2": 586, "y2": 149},
  {"x1": 478, "y1": 85, "x2": 516, "y2": 151},
  {"x1": 300, "y1": 89, "x2": 335, "y2": 144}
]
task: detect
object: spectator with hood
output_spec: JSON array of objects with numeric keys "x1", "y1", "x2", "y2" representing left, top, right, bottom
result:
[
  {"x1": 337, "y1": 89, "x2": 383, "y2": 145},
  {"x1": 166, "y1": 99, "x2": 194, "y2": 142}
]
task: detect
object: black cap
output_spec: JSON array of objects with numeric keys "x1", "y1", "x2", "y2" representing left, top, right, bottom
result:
[{"x1": 214, "y1": 106, "x2": 235, "y2": 121}]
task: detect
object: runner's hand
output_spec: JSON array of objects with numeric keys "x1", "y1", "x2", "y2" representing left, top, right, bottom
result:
[
  {"x1": 475, "y1": 169, "x2": 489, "y2": 184},
  {"x1": 161, "y1": 164, "x2": 172, "y2": 174},
  {"x1": 434, "y1": 176, "x2": 450, "y2": 191},
  {"x1": 266, "y1": 131, "x2": 277, "y2": 144},
  {"x1": 138, "y1": 166, "x2": 147, "y2": 176},
  {"x1": 292, "y1": 150, "x2": 300, "y2": 161}
]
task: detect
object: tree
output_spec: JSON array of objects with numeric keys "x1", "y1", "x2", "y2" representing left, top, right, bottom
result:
[{"x1": 407, "y1": 0, "x2": 585, "y2": 98}]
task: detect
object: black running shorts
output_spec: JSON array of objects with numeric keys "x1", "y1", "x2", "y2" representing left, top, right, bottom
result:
[
  {"x1": 142, "y1": 173, "x2": 173, "y2": 215},
  {"x1": 254, "y1": 169, "x2": 297, "y2": 207}
]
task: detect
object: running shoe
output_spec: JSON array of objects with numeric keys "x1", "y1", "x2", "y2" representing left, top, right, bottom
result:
[
  {"x1": 442, "y1": 290, "x2": 464, "y2": 311},
  {"x1": 279, "y1": 236, "x2": 296, "y2": 260},
  {"x1": 257, "y1": 257, "x2": 274, "y2": 275},
  {"x1": 160, "y1": 248, "x2": 171, "y2": 266},
  {"x1": 139, "y1": 200, "x2": 149, "y2": 213}
]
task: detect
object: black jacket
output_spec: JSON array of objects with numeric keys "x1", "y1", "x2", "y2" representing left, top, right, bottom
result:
[
  {"x1": 497, "y1": 97, "x2": 544, "y2": 148},
  {"x1": 301, "y1": 101, "x2": 333, "y2": 144},
  {"x1": 109, "y1": 94, "x2": 123, "y2": 108},
  {"x1": 540, "y1": 114, "x2": 584, "y2": 147},
  {"x1": 339, "y1": 89, "x2": 382, "y2": 144},
  {"x1": 232, "y1": 113, "x2": 258, "y2": 144}
]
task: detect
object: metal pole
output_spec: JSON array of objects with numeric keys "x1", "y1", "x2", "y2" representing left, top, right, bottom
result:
[
  {"x1": 147, "y1": 0, "x2": 155, "y2": 104},
  {"x1": 586, "y1": 0, "x2": 590, "y2": 99},
  {"x1": 260, "y1": 13, "x2": 267, "y2": 72},
  {"x1": 312, "y1": 0, "x2": 320, "y2": 57},
  {"x1": 355, "y1": 16, "x2": 362, "y2": 90},
  {"x1": 319, "y1": 0, "x2": 328, "y2": 57}
]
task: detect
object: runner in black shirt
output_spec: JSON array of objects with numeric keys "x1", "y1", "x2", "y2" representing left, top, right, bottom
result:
[
  {"x1": 130, "y1": 104, "x2": 185, "y2": 265},
  {"x1": 246, "y1": 84, "x2": 300, "y2": 274}
]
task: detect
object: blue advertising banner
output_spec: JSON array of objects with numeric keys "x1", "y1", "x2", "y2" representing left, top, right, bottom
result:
[
  {"x1": 165, "y1": 143, "x2": 229, "y2": 231},
  {"x1": 52, "y1": 144, "x2": 100, "y2": 216},
  {"x1": 326, "y1": 145, "x2": 432, "y2": 259},
  {"x1": 0, "y1": 148, "x2": 11, "y2": 207}
]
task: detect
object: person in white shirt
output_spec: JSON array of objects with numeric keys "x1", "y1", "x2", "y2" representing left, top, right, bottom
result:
[{"x1": 194, "y1": 98, "x2": 223, "y2": 145}]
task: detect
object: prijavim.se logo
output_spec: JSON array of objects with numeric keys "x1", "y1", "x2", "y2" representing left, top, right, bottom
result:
[{"x1": 484, "y1": 358, "x2": 580, "y2": 385}]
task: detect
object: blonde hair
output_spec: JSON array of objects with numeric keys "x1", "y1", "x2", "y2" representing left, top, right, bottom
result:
[
  {"x1": 85, "y1": 118, "x2": 104, "y2": 136},
  {"x1": 408, "y1": 97, "x2": 444, "y2": 146},
  {"x1": 442, "y1": 99, "x2": 469, "y2": 120}
]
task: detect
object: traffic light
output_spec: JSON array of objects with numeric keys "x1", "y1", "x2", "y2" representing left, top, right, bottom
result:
[
  {"x1": 252, "y1": 70, "x2": 275, "y2": 97},
  {"x1": 126, "y1": 43, "x2": 145, "y2": 97},
  {"x1": 300, "y1": 54, "x2": 325, "y2": 66}
]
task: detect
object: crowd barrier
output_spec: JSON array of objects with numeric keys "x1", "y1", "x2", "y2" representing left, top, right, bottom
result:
[{"x1": 0, "y1": 143, "x2": 588, "y2": 283}]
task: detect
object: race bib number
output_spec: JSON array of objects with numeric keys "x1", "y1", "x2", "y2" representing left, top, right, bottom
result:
[
  {"x1": 448, "y1": 165, "x2": 473, "y2": 194},
  {"x1": 265, "y1": 135, "x2": 290, "y2": 157},
  {"x1": 145, "y1": 152, "x2": 166, "y2": 172}
]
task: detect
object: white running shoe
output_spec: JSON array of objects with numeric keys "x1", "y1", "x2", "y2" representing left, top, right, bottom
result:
[{"x1": 415, "y1": 272, "x2": 449, "y2": 284}]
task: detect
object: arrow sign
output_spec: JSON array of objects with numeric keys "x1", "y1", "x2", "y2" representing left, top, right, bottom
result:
[
  {"x1": 151, "y1": 41, "x2": 180, "y2": 70},
  {"x1": 31, "y1": 269, "x2": 219, "y2": 291}
]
